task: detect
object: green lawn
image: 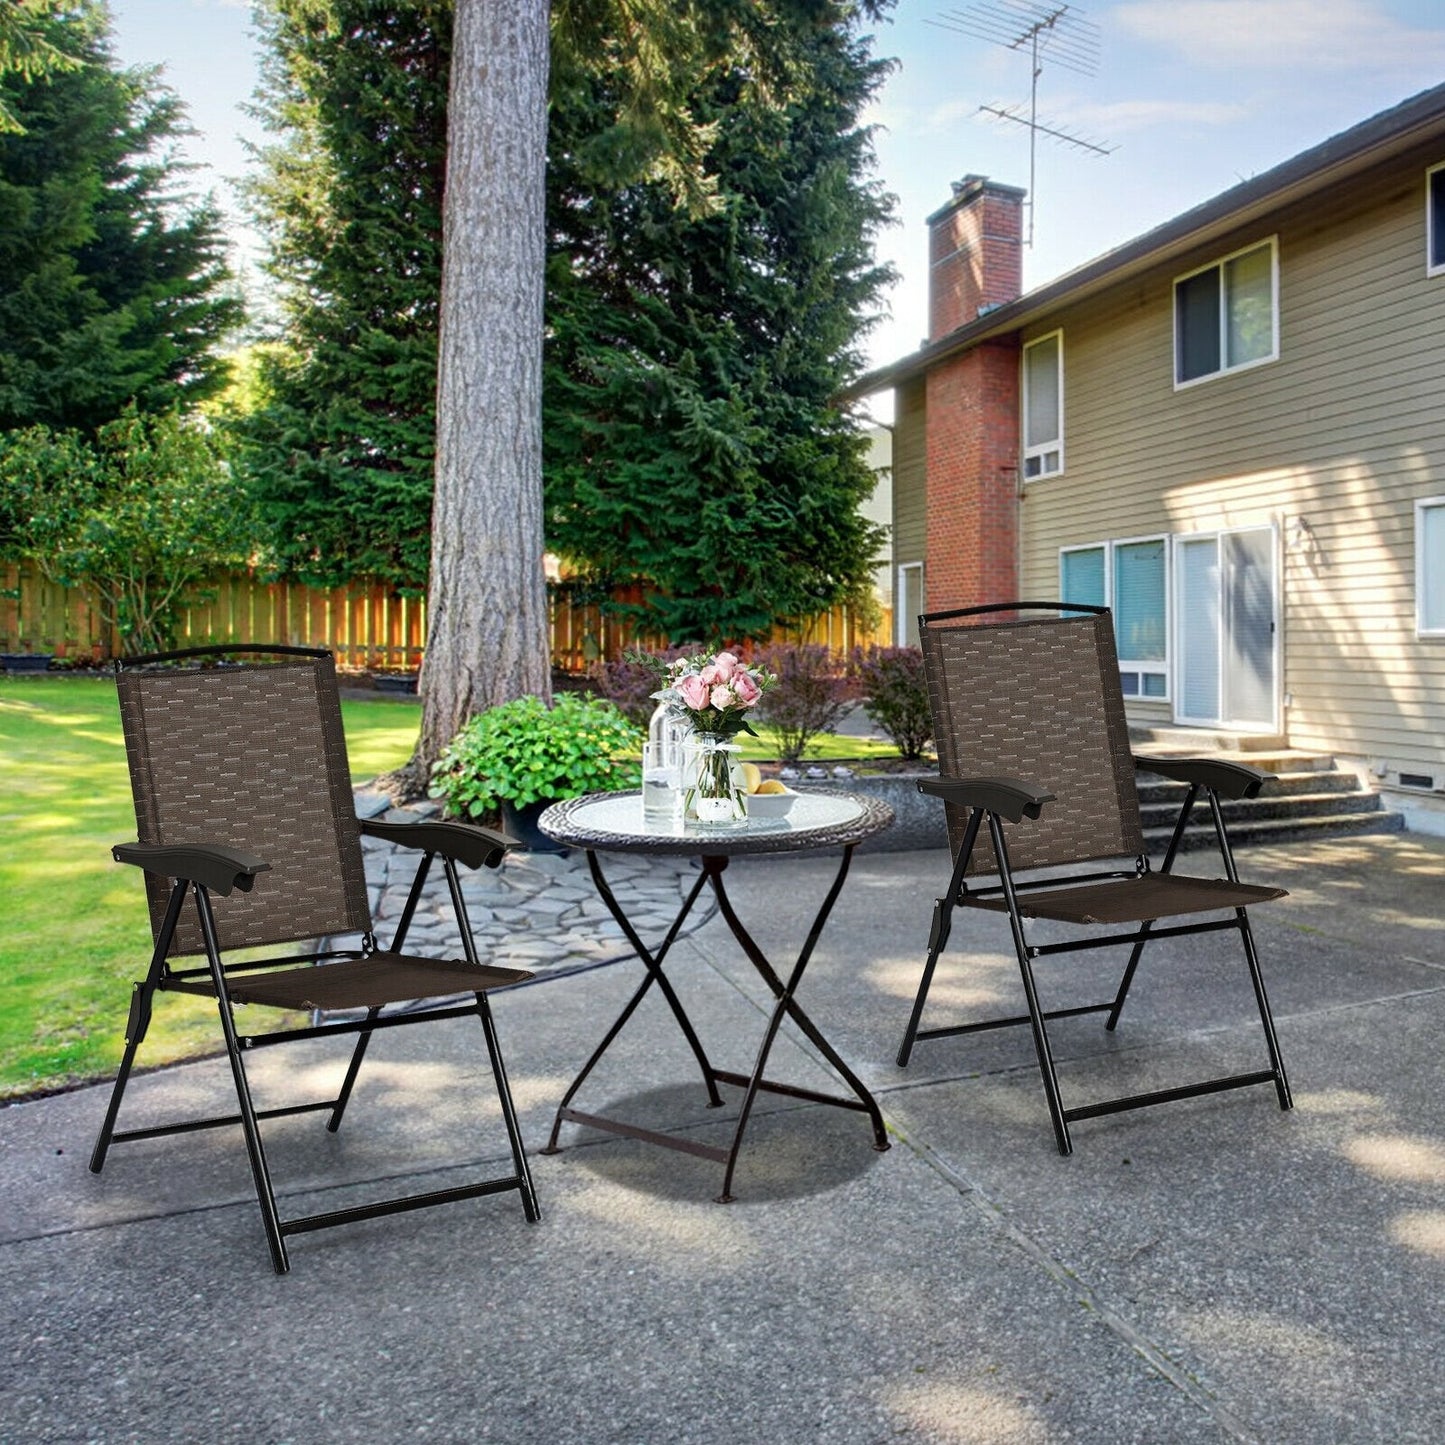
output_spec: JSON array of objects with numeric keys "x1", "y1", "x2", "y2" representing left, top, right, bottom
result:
[
  {"x1": 0, "y1": 676, "x2": 902, "y2": 1100},
  {"x1": 0, "y1": 676, "x2": 419, "y2": 1100}
]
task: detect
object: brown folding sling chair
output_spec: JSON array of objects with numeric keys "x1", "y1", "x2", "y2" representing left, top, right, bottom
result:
[
  {"x1": 90, "y1": 646, "x2": 539, "y2": 1272},
  {"x1": 897, "y1": 603, "x2": 1292, "y2": 1155}
]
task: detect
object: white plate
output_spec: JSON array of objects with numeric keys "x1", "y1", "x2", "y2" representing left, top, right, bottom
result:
[{"x1": 746, "y1": 789, "x2": 797, "y2": 818}]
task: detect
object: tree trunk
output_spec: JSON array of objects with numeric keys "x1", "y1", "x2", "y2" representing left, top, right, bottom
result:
[{"x1": 417, "y1": 0, "x2": 553, "y2": 773}]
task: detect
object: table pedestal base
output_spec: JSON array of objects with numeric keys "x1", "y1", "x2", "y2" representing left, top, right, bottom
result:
[{"x1": 542, "y1": 850, "x2": 889, "y2": 1202}]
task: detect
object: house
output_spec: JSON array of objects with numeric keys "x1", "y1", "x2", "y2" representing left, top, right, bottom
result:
[{"x1": 850, "y1": 81, "x2": 1445, "y2": 831}]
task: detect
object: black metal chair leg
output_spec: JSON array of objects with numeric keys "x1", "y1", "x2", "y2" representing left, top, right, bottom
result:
[
  {"x1": 196, "y1": 888, "x2": 290, "y2": 1274},
  {"x1": 328, "y1": 1008, "x2": 380, "y2": 1132},
  {"x1": 898, "y1": 819, "x2": 975, "y2": 1067},
  {"x1": 991, "y1": 817, "x2": 1072, "y2": 1156},
  {"x1": 476, "y1": 994, "x2": 541, "y2": 1222},
  {"x1": 1105, "y1": 923, "x2": 1153, "y2": 1031},
  {"x1": 1239, "y1": 909, "x2": 1293, "y2": 1110},
  {"x1": 89, "y1": 983, "x2": 149, "y2": 1174},
  {"x1": 90, "y1": 881, "x2": 186, "y2": 1173}
]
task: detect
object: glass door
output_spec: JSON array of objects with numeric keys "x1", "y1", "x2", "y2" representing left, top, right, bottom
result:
[{"x1": 1173, "y1": 526, "x2": 1278, "y2": 730}]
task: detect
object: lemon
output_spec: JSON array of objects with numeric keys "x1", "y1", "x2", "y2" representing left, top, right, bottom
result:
[
  {"x1": 754, "y1": 779, "x2": 789, "y2": 795},
  {"x1": 741, "y1": 762, "x2": 763, "y2": 794}
]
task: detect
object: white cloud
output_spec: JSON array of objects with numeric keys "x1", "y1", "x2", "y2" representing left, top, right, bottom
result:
[
  {"x1": 1061, "y1": 96, "x2": 1251, "y2": 135},
  {"x1": 1111, "y1": 0, "x2": 1445, "y2": 73}
]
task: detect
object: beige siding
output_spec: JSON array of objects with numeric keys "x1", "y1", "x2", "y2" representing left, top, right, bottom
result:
[
  {"x1": 1019, "y1": 142, "x2": 1445, "y2": 772},
  {"x1": 892, "y1": 376, "x2": 928, "y2": 585}
]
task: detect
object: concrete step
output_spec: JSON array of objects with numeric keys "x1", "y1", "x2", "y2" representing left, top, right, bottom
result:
[
  {"x1": 1140, "y1": 788, "x2": 1390, "y2": 832},
  {"x1": 1144, "y1": 807, "x2": 1406, "y2": 852},
  {"x1": 1135, "y1": 769, "x2": 1362, "y2": 805},
  {"x1": 1134, "y1": 747, "x2": 1341, "y2": 776},
  {"x1": 1129, "y1": 726, "x2": 1288, "y2": 752}
]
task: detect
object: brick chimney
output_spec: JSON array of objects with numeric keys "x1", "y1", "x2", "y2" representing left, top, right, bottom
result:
[
  {"x1": 922, "y1": 176, "x2": 1026, "y2": 611},
  {"x1": 927, "y1": 175, "x2": 1025, "y2": 341}
]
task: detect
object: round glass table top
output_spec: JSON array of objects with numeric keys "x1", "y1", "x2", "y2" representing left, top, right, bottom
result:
[{"x1": 539, "y1": 788, "x2": 894, "y2": 856}]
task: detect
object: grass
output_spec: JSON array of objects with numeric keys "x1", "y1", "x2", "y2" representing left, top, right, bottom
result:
[
  {"x1": 0, "y1": 676, "x2": 419, "y2": 1101},
  {"x1": 0, "y1": 677, "x2": 910, "y2": 1101}
]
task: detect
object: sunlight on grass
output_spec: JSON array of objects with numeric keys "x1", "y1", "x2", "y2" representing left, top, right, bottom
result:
[
  {"x1": 0, "y1": 676, "x2": 417, "y2": 1099},
  {"x1": 1, "y1": 676, "x2": 906, "y2": 1099}
]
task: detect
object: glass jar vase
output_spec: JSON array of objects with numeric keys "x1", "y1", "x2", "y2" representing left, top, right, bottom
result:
[{"x1": 683, "y1": 733, "x2": 747, "y2": 828}]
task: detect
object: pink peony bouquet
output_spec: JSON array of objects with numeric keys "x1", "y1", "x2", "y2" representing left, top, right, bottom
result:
[{"x1": 648, "y1": 648, "x2": 776, "y2": 740}]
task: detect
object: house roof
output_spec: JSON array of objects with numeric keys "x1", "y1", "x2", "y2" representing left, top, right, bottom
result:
[{"x1": 846, "y1": 80, "x2": 1445, "y2": 399}]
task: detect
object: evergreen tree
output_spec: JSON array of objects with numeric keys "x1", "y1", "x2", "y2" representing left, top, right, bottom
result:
[
  {"x1": 0, "y1": 1, "x2": 242, "y2": 432},
  {"x1": 544, "y1": 1, "x2": 896, "y2": 642},
  {"x1": 0, "y1": 0, "x2": 80, "y2": 135},
  {"x1": 240, "y1": 0, "x2": 449, "y2": 591},
  {"x1": 244, "y1": 0, "x2": 894, "y2": 645}
]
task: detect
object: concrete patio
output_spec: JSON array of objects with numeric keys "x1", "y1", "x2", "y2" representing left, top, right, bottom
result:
[{"x1": 3, "y1": 830, "x2": 1444, "y2": 1443}]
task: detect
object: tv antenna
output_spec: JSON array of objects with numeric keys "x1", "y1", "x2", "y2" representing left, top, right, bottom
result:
[{"x1": 928, "y1": 2, "x2": 1113, "y2": 245}]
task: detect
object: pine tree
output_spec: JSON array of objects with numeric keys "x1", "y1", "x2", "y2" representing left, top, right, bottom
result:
[
  {"x1": 0, "y1": 0, "x2": 242, "y2": 432},
  {"x1": 239, "y1": 0, "x2": 450, "y2": 591},
  {"x1": 543, "y1": 1, "x2": 896, "y2": 642}
]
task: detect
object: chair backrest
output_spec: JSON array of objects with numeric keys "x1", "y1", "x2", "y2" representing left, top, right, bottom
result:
[
  {"x1": 920, "y1": 604, "x2": 1144, "y2": 874},
  {"x1": 116, "y1": 650, "x2": 373, "y2": 956}
]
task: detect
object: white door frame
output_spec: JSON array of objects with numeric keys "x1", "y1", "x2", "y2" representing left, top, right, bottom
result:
[
  {"x1": 896, "y1": 562, "x2": 924, "y2": 647},
  {"x1": 1171, "y1": 523, "x2": 1280, "y2": 732}
]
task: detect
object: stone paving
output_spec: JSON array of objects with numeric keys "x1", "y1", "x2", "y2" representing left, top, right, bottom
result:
[{"x1": 344, "y1": 793, "x2": 713, "y2": 977}]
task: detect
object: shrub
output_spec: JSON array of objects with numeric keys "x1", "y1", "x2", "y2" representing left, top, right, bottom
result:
[
  {"x1": 754, "y1": 643, "x2": 856, "y2": 763},
  {"x1": 586, "y1": 646, "x2": 694, "y2": 730},
  {"x1": 0, "y1": 408, "x2": 256, "y2": 655},
  {"x1": 852, "y1": 645, "x2": 933, "y2": 760},
  {"x1": 428, "y1": 693, "x2": 642, "y2": 817}
]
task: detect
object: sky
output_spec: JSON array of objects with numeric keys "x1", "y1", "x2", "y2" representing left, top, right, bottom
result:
[{"x1": 107, "y1": 0, "x2": 1445, "y2": 407}]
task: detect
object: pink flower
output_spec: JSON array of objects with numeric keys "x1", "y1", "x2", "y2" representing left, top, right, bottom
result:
[
  {"x1": 731, "y1": 671, "x2": 761, "y2": 705},
  {"x1": 699, "y1": 663, "x2": 723, "y2": 686},
  {"x1": 711, "y1": 685, "x2": 736, "y2": 710},
  {"x1": 679, "y1": 674, "x2": 711, "y2": 710},
  {"x1": 713, "y1": 651, "x2": 739, "y2": 681}
]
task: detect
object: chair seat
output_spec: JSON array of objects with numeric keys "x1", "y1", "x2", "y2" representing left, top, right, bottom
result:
[
  {"x1": 171, "y1": 952, "x2": 534, "y2": 1010},
  {"x1": 962, "y1": 872, "x2": 1286, "y2": 925}
]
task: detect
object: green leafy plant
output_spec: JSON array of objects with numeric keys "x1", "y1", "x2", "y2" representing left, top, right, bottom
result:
[
  {"x1": 428, "y1": 693, "x2": 642, "y2": 816},
  {"x1": 0, "y1": 408, "x2": 257, "y2": 655},
  {"x1": 753, "y1": 643, "x2": 856, "y2": 763},
  {"x1": 852, "y1": 645, "x2": 933, "y2": 761}
]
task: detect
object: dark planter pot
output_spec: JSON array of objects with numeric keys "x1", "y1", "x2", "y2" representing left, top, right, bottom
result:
[
  {"x1": 373, "y1": 672, "x2": 418, "y2": 695},
  {"x1": 499, "y1": 798, "x2": 569, "y2": 854},
  {"x1": 1, "y1": 653, "x2": 53, "y2": 674}
]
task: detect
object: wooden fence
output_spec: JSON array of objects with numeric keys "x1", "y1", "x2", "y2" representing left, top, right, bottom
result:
[{"x1": 1, "y1": 564, "x2": 890, "y2": 672}]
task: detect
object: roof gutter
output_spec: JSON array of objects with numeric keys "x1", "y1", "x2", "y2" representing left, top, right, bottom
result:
[{"x1": 844, "y1": 81, "x2": 1445, "y2": 400}]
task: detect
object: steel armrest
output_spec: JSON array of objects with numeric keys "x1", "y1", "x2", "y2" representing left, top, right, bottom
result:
[
  {"x1": 918, "y1": 775, "x2": 1057, "y2": 823},
  {"x1": 112, "y1": 842, "x2": 271, "y2": 896},
  {"x1": 1134, "y1": 756, "x2": 1272, "y2": 800},
  {"x1": 361, "y1": 817, "x2": 512, "y2": 870}
]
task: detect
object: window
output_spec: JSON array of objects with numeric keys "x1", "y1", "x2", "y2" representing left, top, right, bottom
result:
[
  {"x1": 1022, "y1": 331, "x2": 1063, "y2": 479},
  {"x1": 1060, "y1": 538, "x2": 1168, "y2": 698},
  {"x1": 1174, "y1": 239, "x2": 1277, "y2": 386},
  {"x1": 1416, "y1": 498, "x2": 1445, "y2": 635},
  {"x1": 896, "y1": 562, "x2": 924, "y2": 647},
  {"x1": 1428, "y1": 163, "x2": 1445, "y2": 275}
]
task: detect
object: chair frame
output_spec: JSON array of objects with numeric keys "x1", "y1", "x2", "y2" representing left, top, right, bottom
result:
[
  {"x1": 89, "y1": 645, "x2": 539, "y2": 1272},
  {"x1": 897, "y1": 602, "x2": 1293, "y2": 1154}
]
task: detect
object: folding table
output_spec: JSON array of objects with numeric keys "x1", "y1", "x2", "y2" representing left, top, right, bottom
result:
[{"x1": 538, "y1": 789, "x2": 894, "y2": 1201}]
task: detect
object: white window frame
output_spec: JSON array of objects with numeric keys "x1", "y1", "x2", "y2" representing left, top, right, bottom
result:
[
  {"x1": 1173, "y1": 237, "x2": 1279, "y2": 390},
  {"x1": 1021, "y1": 329, "x2": 1064, "y2": 480},
  {"x1": 1059, "y1": 535, "x2": 1170, "y2": 701},
  {"x1": 1428, "y1": 163, "x2": 1445, "y2": 277},
  {"x1": 1415, "y1": 497, "x2": 1445, "y2": 636},
  {"x1": 896, "y1": 561, "x2": 924, "y2": 647}
]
